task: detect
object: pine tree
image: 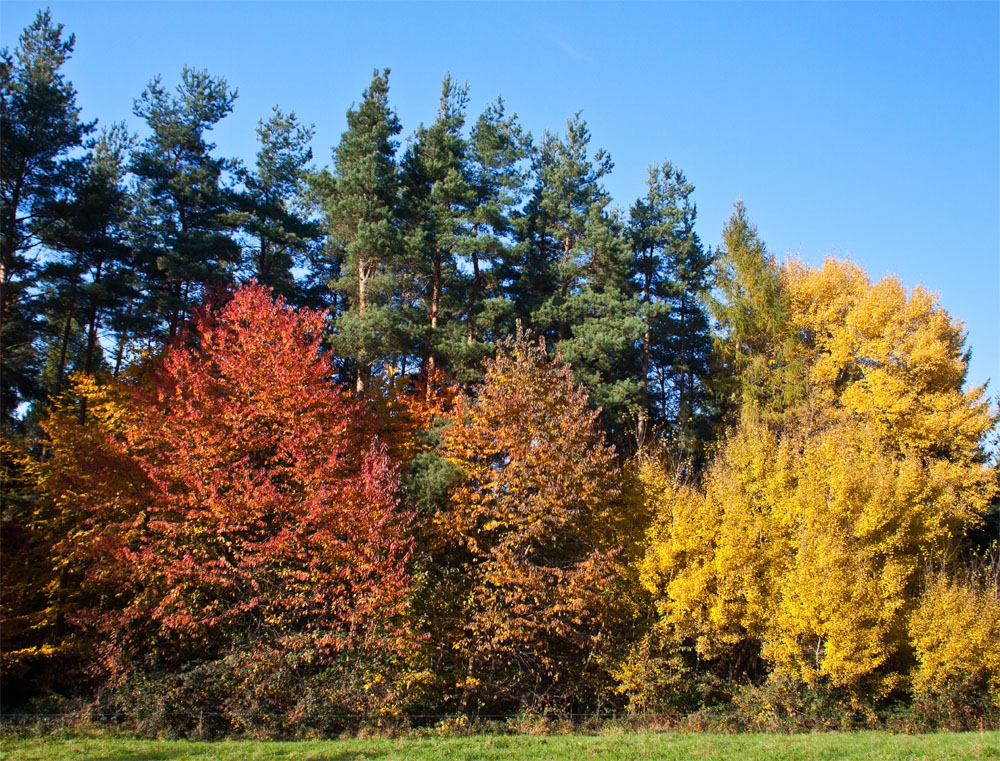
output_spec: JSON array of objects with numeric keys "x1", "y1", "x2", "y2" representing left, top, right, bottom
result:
[
  {"x1": 517, "y1": 113, "x2": 613, "y2": 339},
  {"x1": 453, "y1": 97, "x2": 530, "y2": 381},
  {"x1": 239, "y1": 107, "x2": 322, "y2": 304},
  {"x1": 322, "y1": 69, "x2": 406, "y2": 391},
  {"x1": 524, "y1": 114, "x2": 642, "y2": 442},
  {"x1": 33, "y1": 125, "x2": 135, "y2": 401},
  {"x1": 550, "y1": 205, "x2": 643, "y2": 444},
  {"x1": 131, "y1": 67, "x2": 240, "y2": 341},
  {"x1": 0, "y1": 10, "x2": 93, "y2": 429},
  {"x1": 629, "y1": 163, "x2": 714, "y2": 455},
  {"x1": 400, "y1": 75, "x2": 471, "y2": 387}
]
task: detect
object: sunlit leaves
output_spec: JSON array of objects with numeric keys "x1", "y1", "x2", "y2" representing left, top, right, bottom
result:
[
  {"x1": 43, "y1": 284, "x2": 414, "y2": 679},
  {"x1": 438, "y1": 331, "x2": 625, "y2": 709},
  {"x1": 637, "y1": 255, "x2": 997, "y2": 694}
]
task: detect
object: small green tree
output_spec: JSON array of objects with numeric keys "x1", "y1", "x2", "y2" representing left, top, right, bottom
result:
[{"x1": 711, "y1": 201, "x2": 798, "y2": 421}]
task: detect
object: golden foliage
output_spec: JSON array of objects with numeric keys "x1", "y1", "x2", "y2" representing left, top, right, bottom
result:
[
  {"x1": 636, "y1": 257, "x2": 997, "y2": 694},
  {"x1": 438, "y1": 333, "x2": 626, "y2": 709},
  {"x1": 909, "y1": 568, "x2": 1000, "y2": 705},
  {"x1": 784, "y1": 258, "x2": 990, "y2": 457},
  {"x1": 1, "y1": 374, "x2": 137, "y2": 684}
]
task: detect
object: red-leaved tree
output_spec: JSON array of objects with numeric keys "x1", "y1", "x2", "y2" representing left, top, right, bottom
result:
[{"x1": 46, "y1": 284, "x2": 414, "y2": 731}]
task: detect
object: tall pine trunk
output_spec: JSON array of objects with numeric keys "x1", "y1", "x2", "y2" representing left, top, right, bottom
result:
[
  {"x1": 427, "y1": 249, "x2": 441, "y2": 398},
  {"x1": 638, "y1": 260, "x2": 652, "y2": 444},
  {"x1": 466, "y1": 228, "x2": 480, "y2": 347},
  {"x1": 356, "y1": 256, "x2": 368, "y2": 392}
]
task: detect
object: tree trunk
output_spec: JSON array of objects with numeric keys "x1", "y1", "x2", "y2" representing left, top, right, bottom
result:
[
  {"x1": 258, "y1": 233, "x2": 270, "y2": 283},
  {"x1": 558, "y1": 234, "x2": 572, "y2": 341},
  {"x1": 54, "y1": 306, "x2": 74, "y2": 395},
  {"x1": 113, "y1": 296, "x2": 134, "y2": 376},
  {"x1": 0, "y1": 177, "x2": 24, "y2": 336},
  {"x1": 638, "y1": 261, "x2": 652, "y2": 445},
  {"x1": 467, "y1": 228, "x2": 480, "y2": 347},
  {"x1": 679, "y1": 291, "x2": 690, "y2": 440},
  {"x1": 427, "y1": 250, "x2": 441, "y2": 398},
  {"x1": 356, "y1": 256, "x2": 368, "y2": 393},
  {"x1": 83, "y1": 260, "x2": 104, "y2": 377}
]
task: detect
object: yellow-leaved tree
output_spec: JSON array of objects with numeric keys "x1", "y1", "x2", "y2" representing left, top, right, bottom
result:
[
  {"x1": 908, "y1": 569, "x2": 1000, "y2": 716},
  {"x1": 1, "y1": 373, "x2": 136, "y2": 698},
  {"x1": 633, "y1": 250, "x2": 997, "y2": 702}
]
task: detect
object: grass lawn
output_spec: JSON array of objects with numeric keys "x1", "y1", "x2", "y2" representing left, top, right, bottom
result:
[{"x1": 2, "y1": 731, "x2": 998, "y2": 761}]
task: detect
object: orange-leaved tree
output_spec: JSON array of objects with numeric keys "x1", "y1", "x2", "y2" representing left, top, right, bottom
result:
[
  {"x1": 42, "y1": 283, "x2": 415, "y2": 731},
  {"x1": 438, "y1": 331, "x2": 629, "y2": 712}
]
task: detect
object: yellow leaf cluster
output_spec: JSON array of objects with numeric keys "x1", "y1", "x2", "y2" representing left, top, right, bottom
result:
[
  {"x1": 637, "y1": 257, "x2": 997, "y2": 693},
  {"x1": 784, "y1": 258, "x2": 990, "y2": 458},
  {"x1": 909, "y1": 570, "x2": 1000, "y2": 704}
]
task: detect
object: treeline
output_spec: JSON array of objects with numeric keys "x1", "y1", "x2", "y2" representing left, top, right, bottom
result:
[
  {"x1": 2, "y1": 11, "x2": 712, "y2": 457},
  {"x1": 2, "y1": 10, "x2": 999, "y2": 735}
]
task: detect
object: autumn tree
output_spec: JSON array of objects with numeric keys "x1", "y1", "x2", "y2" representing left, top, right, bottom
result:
[
  {"x1": 0, "y1": 434, "x2": 62, "y2": 700},
  {"x1": 436, "y1": 331, "x2": 628, "y2": 712},
  {"x1": 39, "y1": 284, "x2": 415, "y2": 729},
  {"x1": 633, "y1": 257, "x2": 997, "y2": 700},
  {"x1": 0, "y1": 373, "x2": 138, "y2": 703},
  {"x1": 908, "y1": 568, "x2": 1000, "y2": 716}
]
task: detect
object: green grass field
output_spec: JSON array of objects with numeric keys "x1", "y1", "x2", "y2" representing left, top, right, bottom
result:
[{"x1": 2, "y1": 731, "x2": 998, "y2": 761}]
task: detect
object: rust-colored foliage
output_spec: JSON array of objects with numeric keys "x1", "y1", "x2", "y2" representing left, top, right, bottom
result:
[
  {"x1": 439, "y1": 332, "x2": 625, "y2": 711},
  {"x1": 45, "y1": 284, "x2": 414, "y2": 682},
  {"x1": 368, "y1": 364, "x2": 458, "y2": 469}
]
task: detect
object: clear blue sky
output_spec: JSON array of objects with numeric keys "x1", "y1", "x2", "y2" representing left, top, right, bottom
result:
[{"x1": 3, "y1": 1, "x2": 998, "y2": 395}]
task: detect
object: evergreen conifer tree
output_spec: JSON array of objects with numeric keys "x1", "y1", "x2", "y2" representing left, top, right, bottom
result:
[
  {"x1": 0, "y1": 10, "x2": 92, "y2": 429},
  {"x1": 523, "y1": 114, "x2": 642, "y2": 442},
  {"x1": 322, "y1": 69, "x2": 407, "y2": 391},
  {"x1": 131, "y1": 67, "x2": 240, "y2": 340},
  {"x1": 400, "y1": 76, "x2": 471, "y2": 387},
  {"x1": 453, "y1": 97, "x2": 530, "y2": 381},
  {"x1": 33, "y1": 124, "x2": 135, "y2": 408},
  {"x1": 239, "y1": 107, "x2": 322, "y2": 304},
  {"x1": 630, "y1": 163, "x2": 715, "y2": 455},
  {"x1": 517, "y1": 113, "x2": 612, "y2": 340}
]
